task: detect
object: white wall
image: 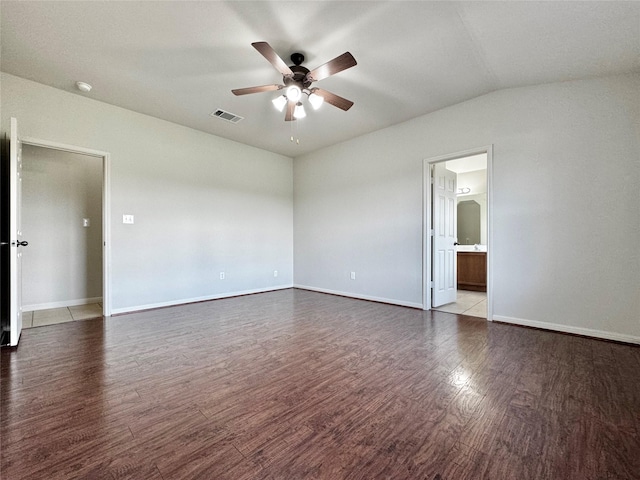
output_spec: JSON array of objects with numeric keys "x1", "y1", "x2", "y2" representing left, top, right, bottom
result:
[
  {"x1": 294, "y1": 73, "x2": 640, "y2": 343},
  {"x1": 22, "y1": 145, "x2": 103, "y2": 309},
  {"x1": 1, "y1": 73, "x2": 294, "y2": 314}
]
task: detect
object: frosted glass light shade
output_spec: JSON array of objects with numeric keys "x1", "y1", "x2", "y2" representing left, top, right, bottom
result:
[
  {"x1": 272, "y1": 95, "x2": 287, "y2": 112},
  {"x1": 286, "y1": 85, "x2": 302, "y2": 102},
  {"x1": 293, "y1": 103, "x2": 306, "y2": 119},
  {"x1": 308, "y1": 92, "x2": 324, "y2": 110}
]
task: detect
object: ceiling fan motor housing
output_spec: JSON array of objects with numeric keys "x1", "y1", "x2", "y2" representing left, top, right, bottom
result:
[{"x1": 285, "y1": 63, "x2": 312, "y2": 89}]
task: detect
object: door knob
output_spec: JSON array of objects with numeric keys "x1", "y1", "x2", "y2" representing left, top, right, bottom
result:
[{"x1": 13, "y1": 240, "x2": 29, "y2": 247}]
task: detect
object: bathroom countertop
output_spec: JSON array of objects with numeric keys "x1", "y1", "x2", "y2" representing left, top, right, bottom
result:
[{"x1": 456, "y1": 245, "x2": 487, "y2": 252}]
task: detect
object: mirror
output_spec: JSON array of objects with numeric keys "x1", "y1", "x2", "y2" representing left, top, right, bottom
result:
[
  {"x1": 457, "y1": 200, "x2": 481, "y2": 245},
  {"x1": 457, "y1": 193, "x2": 487, "y2": 245}
]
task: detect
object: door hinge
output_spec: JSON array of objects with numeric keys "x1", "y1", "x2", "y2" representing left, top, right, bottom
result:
[
  {"x1": 430, "y1": 229, "x2": 434, "y2": 236},
  {"x1": 430, "y1": 281, "x2": 434, "y2": 288}
]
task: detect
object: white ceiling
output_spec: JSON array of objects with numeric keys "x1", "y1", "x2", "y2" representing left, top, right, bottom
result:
[
  {"x1": 446, "y1": 153, "x2": 487, "y2": 174},
  {"x1": 2, "y1": 1, "x2": 639, "y2": 158}
]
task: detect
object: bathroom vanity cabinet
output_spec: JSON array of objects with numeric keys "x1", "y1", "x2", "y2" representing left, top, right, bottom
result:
[{"x1": 457, "y1": 252, "x2": 487, "y2": 292}]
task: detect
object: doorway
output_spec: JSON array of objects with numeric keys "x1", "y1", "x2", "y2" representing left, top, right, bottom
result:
[
  {"x1": 423, "y1": 146, "x2": 492, "y2": 320},
  {"x1": 21, "y1": 137, "x2": 111, "y2": 321}
]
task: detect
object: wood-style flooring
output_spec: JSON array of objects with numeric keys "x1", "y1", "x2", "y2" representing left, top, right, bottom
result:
[{"x1": 1, "y1": 288, "x2": 639, "y2": 479}]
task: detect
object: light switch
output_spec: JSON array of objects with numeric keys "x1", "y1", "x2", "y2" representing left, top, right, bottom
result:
[
  {"x1": 123, "y1": 214, "x2": 134, "y2": 224},
  {"x1": 83, "y1": 218, "x2": 90, "y2": 227}
]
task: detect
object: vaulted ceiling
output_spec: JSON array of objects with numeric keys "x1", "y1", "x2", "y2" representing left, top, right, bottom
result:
[{"x1": 2, "y1": 1, "x2": 639, "y2": 157}]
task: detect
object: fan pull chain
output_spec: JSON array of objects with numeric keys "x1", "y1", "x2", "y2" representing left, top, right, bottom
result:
[{"x1": 290, "y1": 119, "x2": 301, "y2": 145}]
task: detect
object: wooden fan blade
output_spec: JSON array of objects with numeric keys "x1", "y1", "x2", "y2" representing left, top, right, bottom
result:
[
  {"x1": 232, "y1": 84, "x2": 282, "y2": 96},
  {"x1": 252, "y1": 42, "x2": 294, "y2": 77},
  {"x1": 313, "y1": 88, "x2": 354, "y2": 111},
  {"x1": 285, "y1": 100, "x2": 296, "y2": 121},
  {"x1": 306, "y1": 52, "x2": 357, "y2": 83}
]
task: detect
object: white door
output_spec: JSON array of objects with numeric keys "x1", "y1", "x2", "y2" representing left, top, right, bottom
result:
[
  {"x1": 9, "y1": 117, "x2": 25, "y2": 346},
  {"x1": 432, "y1": 162, "x2": 457, "y2": 307}
]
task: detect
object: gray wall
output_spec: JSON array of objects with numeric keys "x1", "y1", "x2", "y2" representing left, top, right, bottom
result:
[
  {"x1": 1, "y1": 73, "x2": 294, "y2": 314},
  {"x1": 22, "y1": 145, "x2": 103, "y2": 309},
  {"x1": 4, "y1": 72, "x2": 639, "y2": 343},
  {"x1": 294, "y1": 73, "x2": 640, "y2": 342}
]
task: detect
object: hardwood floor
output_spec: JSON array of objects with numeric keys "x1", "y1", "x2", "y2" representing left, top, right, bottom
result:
[{"x1": 2, "y1": 288, "x2": 639, "y2": 479}]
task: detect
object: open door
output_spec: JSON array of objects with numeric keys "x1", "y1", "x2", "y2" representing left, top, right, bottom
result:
[
  {"x1": 432, "y1": 162, "x2": 457, "y2": 307},
  {"x1": 9, "y1": 117, "x2": 26, "y2": 346}
]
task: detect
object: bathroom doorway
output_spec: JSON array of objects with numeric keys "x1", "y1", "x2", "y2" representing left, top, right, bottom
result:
[{"x1": 423, "y1": 147, "x2": 492, "y2": 320}]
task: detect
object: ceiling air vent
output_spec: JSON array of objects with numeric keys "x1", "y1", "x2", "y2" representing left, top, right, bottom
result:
[{"x1": 211, "y1": 109, "x2": 244, "y2": 124}]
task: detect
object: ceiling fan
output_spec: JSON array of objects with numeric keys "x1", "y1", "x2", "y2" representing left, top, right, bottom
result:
[{"x1": 232, "y1": 42, "x2": 357, "y2": 121}]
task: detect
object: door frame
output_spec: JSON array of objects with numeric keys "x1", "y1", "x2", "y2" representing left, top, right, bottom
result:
[
  {"x1": 21, "y1": 136, "x2": 112, "y2": 317},
  {"x1": 423, "y1": 145, "x2": 493, "y2": 320}
]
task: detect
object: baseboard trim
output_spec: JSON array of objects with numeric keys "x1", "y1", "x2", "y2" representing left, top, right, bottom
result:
[
  {"x1": 493, "y1": 315, "x2": 640, "y2": 345},
  {"x1": 24, "y1": 297, "x2": 103, "y2": 312},
  {"x1": 110, "y1": 285, "x2": 294, "y2": 316},
  {"x1": 293, "y1": 284, "x2": 423, "y2": 309}
]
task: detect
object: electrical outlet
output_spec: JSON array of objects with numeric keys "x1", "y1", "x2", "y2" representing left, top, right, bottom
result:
[
  {"x1": 350, "y1": 271, "x2": 356, "y2": 280},
  {"x1": 123, "y1": 214, "x2": 134, "y2": 224},
  {"x1": 274, "y1": 270, "x2": 278, "y2": 277},
  {"x1": 82, "y1": 218, "x2": 90, "y2": 227},
  {"x1": 219, "y1": 272, "x2": 225, "y2": 280}
]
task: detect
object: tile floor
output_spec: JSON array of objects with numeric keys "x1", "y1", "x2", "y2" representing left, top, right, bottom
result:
[
  {"x1": 23, "y1": 296, "x2": 486, "y2": 328},
  {"x1": 23, "y1": 304, "x2": 103, "y2": 329},
  {"x1": 433, "y1": 290, "x2": 487, "y2": 318}
]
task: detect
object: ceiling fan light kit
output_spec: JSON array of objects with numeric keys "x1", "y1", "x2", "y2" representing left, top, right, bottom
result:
[{"x1": 232, "y1": 41, "x2": 357, "y2": 122}]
